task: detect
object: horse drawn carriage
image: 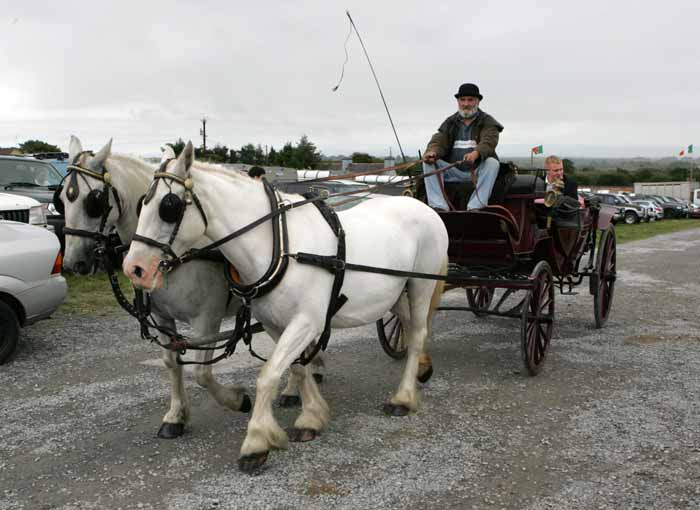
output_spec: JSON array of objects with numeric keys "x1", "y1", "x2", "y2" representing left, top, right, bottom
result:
[{"x1": 377, "y1": 170, "x2": 617, "y2": 375}]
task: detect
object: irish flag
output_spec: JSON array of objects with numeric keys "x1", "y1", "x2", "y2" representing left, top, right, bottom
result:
[{"x1": 531, "y1": 145, "x2": 543, "y2": 155}]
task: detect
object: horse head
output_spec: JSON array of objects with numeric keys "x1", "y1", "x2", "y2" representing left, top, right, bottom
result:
[
  {"x1": 59, "y1": 136, "x2": 118, "y2": 274},
  {"x1": 124, "y1": 141, "x2": 206, "y2": 290}
]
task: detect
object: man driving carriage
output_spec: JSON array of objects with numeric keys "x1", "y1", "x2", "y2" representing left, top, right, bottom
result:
[{"x1": 422, "y1": 82, "x2": 504, "y2": 211}]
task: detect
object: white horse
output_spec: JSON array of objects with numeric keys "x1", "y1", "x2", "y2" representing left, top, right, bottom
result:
[
  {"x1": 123, "y1": 141, "x2": 449, "y2": 473},
  {"x1": 60, "y1": 136, "x2": 321, "y2": 438}
]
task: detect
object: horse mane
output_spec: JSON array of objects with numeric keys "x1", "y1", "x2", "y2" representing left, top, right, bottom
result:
[
  {"x1": 189, "y1": 161, "x2": 303, "y2": 201},
  {"x1": 105, "y1": 153, "x2": 156, "y2": 189}
]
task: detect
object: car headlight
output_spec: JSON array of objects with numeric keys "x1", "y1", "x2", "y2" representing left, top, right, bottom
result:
[
  {"x1": 29, "y1": 205, "x2": 47, "y2": 225},
  {"x1": 46, "y1": 202, "x2": 60, "y2": 216}
]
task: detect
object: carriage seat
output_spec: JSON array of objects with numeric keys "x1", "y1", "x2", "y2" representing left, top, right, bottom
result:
[{"x1": 504, "y1": 174, "x2": 545, "y2": 198}]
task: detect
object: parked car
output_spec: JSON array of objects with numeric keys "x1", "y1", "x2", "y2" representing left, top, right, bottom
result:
[
  {"x1": 0, "y1": 192, "x2": 49, "y2": 228},
  {"x1": 0, "y1": 221, "x2": 67, "y2": 363},
  {"x1": 595, "y1": 193, "x2": 646, "y2": 224},
  {"x1": 643, "y1": 194, "x2": 686, "y2": 219},
  {"x1": 631, "y1": 199, "x2": 662, "y2": 221},
  {"x1": 579, "y1": 192, "x2": 621, "y2": 224},
  {"x1": 688, "y1": 202, "x2": 700, "y2": 219},
  {"x1": 0, "y1": 155, "x2": 65, "y2": 252},
  {"x1": 31, "y1": 152, "x2": 71, "y2": 176},
  {"x1": 663, "y1": 196, "x2": 689, "y2": 218}
]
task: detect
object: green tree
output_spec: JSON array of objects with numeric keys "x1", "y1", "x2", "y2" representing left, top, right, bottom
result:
[
  {"x1": 268, "y1": 147, "x2": 278, "y2": 165},
  {"x1": 167, "y1": 138, "x2": 186, "y2": 156},
  {"x1": 294, "y1": 135, "x2": 322, "y2": 169},
  {"x1": 19, "y1": 139, "x2": 61, "y2": 153},
  {"x1": 238, "y1": 144, "x2": 258, "y2": 164},
  {"x1": 351, "y1": 152, "x2": 380, "y2": 163}
]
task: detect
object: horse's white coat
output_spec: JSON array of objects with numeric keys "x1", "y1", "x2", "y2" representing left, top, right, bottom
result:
[
  {"x1": 61, "y1": 137, "x2": 319, "y2": 434},
  {"x1": 124, "y1": 142, "x2": 449, "y2": 465}
]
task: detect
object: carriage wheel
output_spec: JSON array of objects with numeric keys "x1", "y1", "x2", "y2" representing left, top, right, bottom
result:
[
  {"x1": 466, "y1": 287, "x2": 495, "y2": 317},
  {"x1": 593, "y1": 225, "x2": 616, "y2": 329},
  {"x1": 376, "y1": 314, "x2": 407, "y2": 359},
  {"x1": 521, "y1": 261, "x2": 555, "y2": 376}
]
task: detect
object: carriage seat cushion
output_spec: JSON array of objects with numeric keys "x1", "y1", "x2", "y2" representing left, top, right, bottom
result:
[{"x1": 505, "y1": 175, "x2": 545, "y2": 196}]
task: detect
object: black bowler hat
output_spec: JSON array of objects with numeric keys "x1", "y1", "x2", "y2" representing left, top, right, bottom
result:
[{"x1": 454, "y1": 83, "x2": 483, "y2": 100}]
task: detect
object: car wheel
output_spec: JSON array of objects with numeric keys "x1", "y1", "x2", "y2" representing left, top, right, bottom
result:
[
  {"x1": 0, "y1": 301, "x2": 20, "y2": 364},
  {"x1": 624, "y1": 211, "x2": 638, "y2": 224}
]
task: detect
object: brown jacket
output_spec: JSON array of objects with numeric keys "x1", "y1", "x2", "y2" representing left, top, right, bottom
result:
[{"x1": 426, "y1": 110, "x2": 504, "y2": 162}]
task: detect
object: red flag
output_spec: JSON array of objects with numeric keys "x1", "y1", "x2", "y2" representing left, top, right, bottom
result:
[{"x1": 679, "y1": 149, "x2": 685, "y2": 157}]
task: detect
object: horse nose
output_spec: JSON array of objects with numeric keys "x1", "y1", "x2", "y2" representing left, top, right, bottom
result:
[{"x1": 132, "y1": 265, "x2": 144, "y2": 279}]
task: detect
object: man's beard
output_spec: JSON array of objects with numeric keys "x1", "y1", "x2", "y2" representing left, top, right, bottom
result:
[{"x1": 458, "y1": 106, "x2": 479, "y2": 119}]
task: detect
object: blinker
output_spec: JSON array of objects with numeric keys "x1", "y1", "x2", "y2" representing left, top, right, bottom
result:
[
  {"x1": 159, "y1": 192, "x2": 184, "y2": 223},
  {"x1": 85, "y1": 189, "x2": 106, "y2": 218}
]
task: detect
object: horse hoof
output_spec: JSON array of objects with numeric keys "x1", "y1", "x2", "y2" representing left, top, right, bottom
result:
[
  {"x1": 238, "y1": 451, "x2": 269, "y2": 474},
  {"x1": 286, "y1": 427, "x2": 318, "y2": 443},
  {"x1": 238, "y1": 394, "x2": 252, "y2": 413},
  {"x1": 382, "y1": 403, "x2": 410, "y2": 417},
  {"x1": 157, "y1": 422, "x2": 185, "y2": 439},
  {"x1": 277, "y1": 395, "x2": 301, "y2": 408},
  {"x1": 312, "y1": 373, "x2": 324, "y2": 384},
  {"x1": 417, "y1": 365, "x2": 434, "y2": 384}
]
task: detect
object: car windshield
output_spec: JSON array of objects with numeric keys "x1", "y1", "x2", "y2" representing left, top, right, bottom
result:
[
  {"x1": 617, "y1": 195, "x2": 633, "y2": 204},
  {"x1": 0, "y1": 159, "x2": 63, "y2": 187}
]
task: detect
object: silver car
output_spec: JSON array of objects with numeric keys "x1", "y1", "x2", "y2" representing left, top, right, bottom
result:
[{"x1": 0, "y1": 220, "x2": 67, "y2": 363}]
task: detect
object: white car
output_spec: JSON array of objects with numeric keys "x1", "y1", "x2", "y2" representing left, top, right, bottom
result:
[
  {"x1": 0, "y1": 192, "x2": 49, "y2": 229},
  {"x1": 0, "y1": 220, "x2": 67, "y2": 363}
]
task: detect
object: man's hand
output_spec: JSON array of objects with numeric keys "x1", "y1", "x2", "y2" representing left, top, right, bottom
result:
[
  {"x1": 423, "y1": 150, "x2": 437, "y2": 164},
  {"x1": 463, "y1": 150, "x2": 480, "y2": 165}
]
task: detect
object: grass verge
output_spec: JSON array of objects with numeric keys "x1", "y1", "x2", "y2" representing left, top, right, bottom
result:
[
  {"x1": 61, "y1": 271, "x2": 134, "y2": 315},
  {"x1": 614, "y1": 218, "x2": 700, "y2": 244}
]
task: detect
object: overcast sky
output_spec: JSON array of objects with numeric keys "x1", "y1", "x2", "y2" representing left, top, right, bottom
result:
[{"x1": 2, "y1": 0, "x2": 699, "y2": 159}]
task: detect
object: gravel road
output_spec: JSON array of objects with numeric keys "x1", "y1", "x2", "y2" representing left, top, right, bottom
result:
[{"x1": 2, "y1": 228, "x2": 700, "y2": 510}]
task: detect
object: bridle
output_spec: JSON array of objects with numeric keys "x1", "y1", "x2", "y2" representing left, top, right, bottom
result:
[
  {"x1": 131, "y1": 159, "x2": 209, "y2": 261},
  {"x1": 55, "y1": 151, "x2": 123, "y2": 243}
]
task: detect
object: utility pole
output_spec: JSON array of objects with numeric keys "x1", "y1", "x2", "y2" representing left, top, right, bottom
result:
[{"x1": 200, "y1": 117, "x2": 207, "y2": 153}]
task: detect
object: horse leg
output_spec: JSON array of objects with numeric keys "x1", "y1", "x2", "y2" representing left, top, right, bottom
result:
[
  {"x1": 238, "y1": 316, "x2": 322, "y2": 474},
  {"x1": 190, "y1": 318, "x2": 251, "y2": 413},
  {"x1": 309, "y1": 351, "x2": 326, "y2": 384},
  {"x1": 157, "y1": 317, "x2": 189, "y2": 438},
  {"x1": 393, "y1": 290, "x2": 435, "y2": 384},
  {"x1": 383, "y1": 276, "x2": 441, "y2": 417},
  {"x1": 286, "y1": 362, "x2": 330, "y2": 443},
  {"x1": 278, "y1": 345, "x2": 325, "y2": 408}
]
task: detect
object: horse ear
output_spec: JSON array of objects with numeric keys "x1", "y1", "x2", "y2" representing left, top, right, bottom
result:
[
  {"x1": 68, "y1": 135, "x2": 83, "y2": 163},
  {"x1": 91, "y1": 139, "x2": 113, "y2": 171},
  {"x1": 173, "y1": 141, "x2": 195, "y2": 177},
  {"x1": 161, "y1": 144, "x2": 176, "y2": 162},
  {"x1": 183, "y1": 141, "x2": 195, "y2": 169}
]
